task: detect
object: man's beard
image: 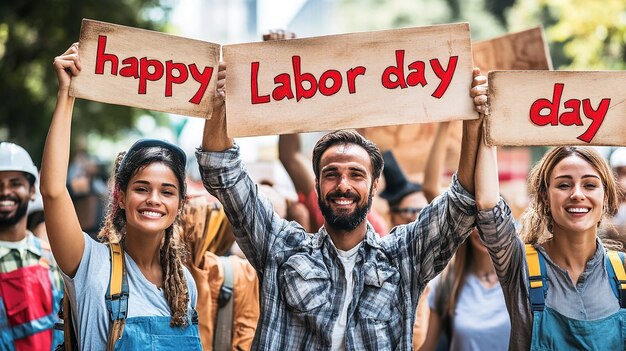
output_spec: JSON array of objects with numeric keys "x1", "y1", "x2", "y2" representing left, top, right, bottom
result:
[
  {"x1": 0, "y1": 196, "x2": 29, "y2": 227},
  {"x1": 318, "y1": 186, "x2": 373, "y2": 231}
]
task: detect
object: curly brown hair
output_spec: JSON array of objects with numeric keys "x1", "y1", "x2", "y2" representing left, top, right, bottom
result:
[{"x1": 98, "y1": 146, "x2": 191, "y2": 327}]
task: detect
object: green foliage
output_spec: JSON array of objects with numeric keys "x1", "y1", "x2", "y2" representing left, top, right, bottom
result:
[
  {"x1": 0, "y1": 0, "x2": 171, "y2": 166},
  {"x1": 508, "y1": 0, "x2": 626, "y2": 69},
  {"x1": 338, "y1": 0, "x2": 507, "y2": 41}
]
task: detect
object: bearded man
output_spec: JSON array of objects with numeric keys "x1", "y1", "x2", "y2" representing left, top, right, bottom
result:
[
  {"x1": 196, "y1": 64, "x2": 489, "y2": 350},
  {"x1": 0, "y1": 142, "x2": 63, "y2": 350}
]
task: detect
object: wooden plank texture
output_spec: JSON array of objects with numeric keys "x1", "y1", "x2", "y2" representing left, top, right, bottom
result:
[
  {"x1": 487, "y1": 71, "x2": 626, "y2": 146},
  {"x1": 362, "y1": 27, "x2": 552, "y2": 176},
  {"x1": 473, "y1": 26, "x2": 552, "y2": 71},
  {"x1": 70, "y1": 19, "x2": 220, "y2": 118},
  {"x1": 223, "y1": 23, "x2": 476, "y2": 137}
]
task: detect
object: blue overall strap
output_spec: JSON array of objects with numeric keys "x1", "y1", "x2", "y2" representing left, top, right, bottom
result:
[
  {"x1": 37, "y1": 239, "x2": 63, "y2": 322},
  {"x1": 105, "y1": 243, "x2": 128, "y2": 351},
  {"x1": 605, "y1": 250, "x2": 626, "y2": 308},
  {"x1": 525, "y1": 244, "x2": 547, "y2": 312}
]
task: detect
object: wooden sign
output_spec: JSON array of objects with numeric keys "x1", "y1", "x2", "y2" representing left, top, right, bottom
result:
[
  {"x1": 360, "y1": 27, "x2": 552, "y2": 177},
  {"x1": 473, "y1": 26, "x2": 552, "y2": 71},
  {"x1": 223, "y1": 23, "x2": 476, "y2": 137},
  {"x1": 486, "y1": 71, "x2": 626, "y2": 146},
  {"x1": 70, "y1": 19, "x2": 220, "y2": 118}
]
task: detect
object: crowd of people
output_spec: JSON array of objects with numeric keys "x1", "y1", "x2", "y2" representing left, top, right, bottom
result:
[{"x1": 0, "y1": 38, "x2": 625, "y2": 351}]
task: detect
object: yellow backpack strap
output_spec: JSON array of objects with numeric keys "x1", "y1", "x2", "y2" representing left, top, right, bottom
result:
[
  {"x1": 106, "y1": 242, "x2": 128, "y2": 351},
  {"x1": 194, "y1": 203, "x2": 226, "y2": 266},
  {"x1": 58, "y1": 285, "x2": 78, "y2": 351},
  {"x1": 606, "y1": 250, "x2": 626, "y2": 308},
  {"x1": 525, "y1": 244, "x2": 547, "y2": 312}
]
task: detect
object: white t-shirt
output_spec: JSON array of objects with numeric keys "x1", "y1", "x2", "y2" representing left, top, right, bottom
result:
[
  {"x1": 428, "y1": 273, "x2": 510, "y2": 351},
  {"x1": 0, "y1": 235, "x2": 29, "y2": 250},
  {"x1": 331, "y1": 243, "x2": 360, "y2": 351},
  {"x1": 60, "y1": 233, "x2": 198, "y2": 350}
]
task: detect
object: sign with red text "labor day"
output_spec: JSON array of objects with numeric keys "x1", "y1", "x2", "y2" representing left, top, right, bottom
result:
[
  {"x1": 70, "y1": 19, "x2": 220, "y2": 118},
  {"x1": 223, "y1": 23, "x2": 476, "y2": 137},
  {"x1": 486, "y1": 71, "x2": 626, "y2": 146}
]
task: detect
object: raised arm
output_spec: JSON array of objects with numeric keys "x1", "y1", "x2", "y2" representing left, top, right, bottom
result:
[
  {"x1": 457, "y1": 68, "x2": 488, "y2": 195},
  {"x1": 422, "y1": 121, "x2": 451, "y2": 202},
  {"x1": 475, "y1": 123, "x2": 499, "y2": 210},
  {"x1": 40, "y1": 43, "x2": 84, "y2": 276},
  {"x1": 278, "y1": 133, "x2": 315, "y2": 195},
  {"x1": 197, "y1": 62, "x2": 287, "y2": 270},
  {"x1": 201, "y1": 62, "x2": 233, "y2": 152}
]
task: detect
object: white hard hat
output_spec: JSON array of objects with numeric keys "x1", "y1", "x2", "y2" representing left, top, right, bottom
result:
[
  {"x1": 610, "y1": 148, "x2": 626, "y2": 169},
  {"x1": 0, "y1": 142, "x2": 38, "y2": 181}
]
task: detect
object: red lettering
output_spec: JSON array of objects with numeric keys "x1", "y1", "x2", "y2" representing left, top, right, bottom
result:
[
  {"x1": 293, "y1": 56, "x2": 317, "y2": 101},
  {"x1": 346, "y1": 66, "x2": 366, "y2": 94},
  {"x1": 407, "y1": 61, "x2": 426, "y2": 87},
  {"x1": 578, "y1": 98, "x2": 610, "y2": 143},
  {"x1": 95, "y1": 35, "x2": 118, "y2": 75},
  {"x1": 381, "y1": 50, "x2": 408, "y2": 89},
  {"x1": 119, "y1": 57, "x2": 139, "y2": 78},
  {"x1": 530, "y1": 83, "x2": 563, "y2": 126},
  {"x1": 91, "y1": 36, "x2": 214, "y2": 104},
  {"x1": 530, "y1": 83, "x2": 610, "y2": 143},
  {"x1": 138, "y1": 58, "x2": 164, "y2": 95},
  {"x1": 430, "y1": 56, "x2": 457, "y2": 98},
  {"x1": 165, "y1": 61, "x2": 189, "y2": 98},
  {"x1": 188, "y1": 64, "x2": 213, "y2": 104},
  {"x1": 319, "y1": 70, "x2": 342, "y2": 96},
  {"x1": 559, "y1": 99, "x2": 582, "y2": 126},
  {"x1": 272, "y1": 73, "x2": 294, "y2": 101},
  {"x1": 251, "y1": 62, "x2": 270, "y2": 104}
]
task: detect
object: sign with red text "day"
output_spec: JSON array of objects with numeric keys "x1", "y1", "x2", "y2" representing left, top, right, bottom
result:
[
  {"x1": 486, "y1": 71, "x2": 626, "y2": 146},
  {"x1": 223, "y1": 23, "x2": 476, "y2": 137},
  {"x1": 70, "y1": 19, "x2": 220, "y2": 118}
]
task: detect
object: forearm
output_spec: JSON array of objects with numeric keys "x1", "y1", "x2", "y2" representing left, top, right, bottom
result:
[
  {"x1": 476, "y1": 199, "x2": 519, "y2": 285},
  {"x1": 201, "y1": 61, "x2": 233, "y2": 152},
  {"x1": 423, "y1": 121, "x2": 450, "y2": 202},
  {"x1": 278, "y1": 133, "x2": 314, "y2": 194},
  {"x1": 40, "y1": 90, "x2": 75, "y2": 199},
  {"x1": 200, "y1": 101, "x2": 233, "y2": 152},
  {"x1": 456, "y1": 119, "x2": 480, "y2": 195},
  {"x1": 475, "y1": 126, "x2": 500, "y2": 210},
  {"x1": 412, "y1": 174, "x2": 476, "y2": 281}
]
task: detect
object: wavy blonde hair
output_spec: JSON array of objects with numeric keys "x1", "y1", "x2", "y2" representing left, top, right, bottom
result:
[{"x1": 520, "y1": 146, "x2": 621, "y2": 249}]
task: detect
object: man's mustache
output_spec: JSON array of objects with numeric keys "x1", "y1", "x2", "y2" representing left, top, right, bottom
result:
[{"x1": 325, "y1": 191, "x2": 360, "y2": 202}]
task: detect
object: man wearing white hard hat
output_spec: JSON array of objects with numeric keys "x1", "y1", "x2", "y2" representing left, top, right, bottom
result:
[{"x1": 0, "y1": 142, "x2": 63, "y2": 350}]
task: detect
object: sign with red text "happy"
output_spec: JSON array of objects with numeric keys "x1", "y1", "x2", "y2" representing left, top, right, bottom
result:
[
  {"x1": 70, "y1": 19, "x2": 220, "y2": 118},
  {"x1": 486, "y1": 71, "x2": 626, "y2": 146},
  {"x1": 223, "y1": 23, "x2": 476, "y2": 137}
]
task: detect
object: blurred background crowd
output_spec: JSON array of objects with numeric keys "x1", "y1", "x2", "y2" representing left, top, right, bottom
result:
[
  {"x1": 2, "y1": 1, "x2": 626, "y2": 350},
  {"x1": 3, "y1": 0, "x2": 625, "y2": 240}
]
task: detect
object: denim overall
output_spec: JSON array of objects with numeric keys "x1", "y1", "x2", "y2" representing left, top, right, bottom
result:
[
  {"x1": 106, "y1": 246, "x2": 202, "y2": 351},
  {"x1": 0, "y1": 238, "x2": 63, "y2": 351},
  {"x1": 526, "y1": 245, "x2": 626, "y2": 350},
  {"x1": 112, "y1": 314, "x2": 202, "y2": 350}
]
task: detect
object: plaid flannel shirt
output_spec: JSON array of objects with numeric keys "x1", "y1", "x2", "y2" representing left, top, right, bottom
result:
[
  {"x1": 0, "y1": 232, "x2": 63, "y2": 291},
  {"x1": 197, "y1": 144, "x2": 476, "y2": 350}
]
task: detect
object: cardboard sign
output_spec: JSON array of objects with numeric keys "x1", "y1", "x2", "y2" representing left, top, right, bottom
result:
[
  {"x1": 473, "y1": 26, "x2": 552, "y2": 72},
  {"x1": 223, "y1": 23, "x2": 476, "y2": 137},
  {"x1": 487, "y1": 71, "x2": 626, "y2": 146},
  {"x1": 70, "y1": 19, "x2": 220, "y2": 118}
]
